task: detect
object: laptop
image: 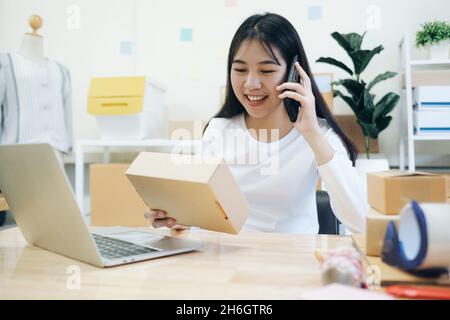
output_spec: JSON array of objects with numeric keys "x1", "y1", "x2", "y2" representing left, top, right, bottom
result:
[{"x1": 0, "y1": 143, "x2": 202, "y2": 267}]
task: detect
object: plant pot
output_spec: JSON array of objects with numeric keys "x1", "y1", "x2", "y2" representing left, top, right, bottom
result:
[
  {"x1": 428, "y1": 40, "x2": 450, "y2": 60},
  {"x1": 355, "y1": 157, "x2": 390, "y2": 198}
]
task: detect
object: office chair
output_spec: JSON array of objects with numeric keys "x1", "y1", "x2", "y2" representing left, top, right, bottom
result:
[{"x1": 316, "y1": 190, "x2": 340, "y2": 235}]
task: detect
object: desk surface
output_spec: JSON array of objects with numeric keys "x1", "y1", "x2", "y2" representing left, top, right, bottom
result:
[{"x1": 0, "y1": 227, "x2": 353, "y2": 299}]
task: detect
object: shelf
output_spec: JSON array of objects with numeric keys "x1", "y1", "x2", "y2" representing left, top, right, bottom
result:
[
  {"x1": 414, "y1": 134, "x2": 450, "y2": 141},
  {"x1": 399, "y1": 33, "x2": 450, "y2": 170},
  {"x1": 410, "y1": 60, "x2": 450, "y2": 67}
]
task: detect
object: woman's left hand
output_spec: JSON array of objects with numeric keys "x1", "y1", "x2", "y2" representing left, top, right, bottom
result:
[{"x1": 277, "y1": 62, "x2": 320, "y2": 137}]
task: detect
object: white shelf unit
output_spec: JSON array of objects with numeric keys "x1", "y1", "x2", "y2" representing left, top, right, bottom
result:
[{"x1": 398, "y1": 33, "x2": 450, "y2": 171}]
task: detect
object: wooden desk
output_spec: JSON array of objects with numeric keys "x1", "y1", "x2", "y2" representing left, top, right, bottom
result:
[{"x1": 0, "y1": 227, "x2": 352, "y2": 299}]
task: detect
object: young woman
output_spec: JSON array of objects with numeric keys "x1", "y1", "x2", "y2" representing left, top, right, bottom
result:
[{"x1": 145, "y1": 13, "x2": 367, "y2": 234}]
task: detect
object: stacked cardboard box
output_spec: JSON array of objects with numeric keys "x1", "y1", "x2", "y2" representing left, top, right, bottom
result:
[{"x1": 365, "y1": 170, "x2": 448, "y2": 256}]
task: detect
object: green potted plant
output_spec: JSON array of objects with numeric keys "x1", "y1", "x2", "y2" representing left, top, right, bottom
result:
[
  {"x1": 317, "y1": 31, "x2": 399, "y2": 160},
  {"x1": 416, "y1": 20, "x2": 450, "y2": 59}
]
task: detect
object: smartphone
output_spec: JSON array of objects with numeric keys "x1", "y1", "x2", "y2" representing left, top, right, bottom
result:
[{"x1": 284, "y1": 55, "x2": 301, "y2": 123}]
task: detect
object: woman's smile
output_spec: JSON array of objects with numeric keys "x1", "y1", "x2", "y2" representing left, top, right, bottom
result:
[{"x1": 245, "y1": 94, "x2": 269, "y2": 107}]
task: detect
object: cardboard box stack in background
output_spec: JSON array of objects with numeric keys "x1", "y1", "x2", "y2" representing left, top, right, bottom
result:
[
  {"x1": 90, "y1": 164, "x2": 149, "y2": 227},
  {"x1": 365, "y1": 170, "x2": 448, "y2": 256}
]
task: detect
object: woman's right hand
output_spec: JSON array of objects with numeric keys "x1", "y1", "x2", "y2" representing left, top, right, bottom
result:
[{"x1": 144, "y1": 208, "x2": 190, "y2": 231}]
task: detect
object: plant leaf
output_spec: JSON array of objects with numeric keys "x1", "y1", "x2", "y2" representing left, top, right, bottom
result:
[
  {"x1": 349, "y1": 45, "x2": 384, "y2": 75},
  {"x1": 363, "y1": 89, "x2": 375, "y2": 110},
  {"x1": 358, "y1": 108, "x2": 374, "y2": 123},
  {"x1": 331, "y1": 32, "x2": 366, "y2": 52},
  {"x1": 376, "y1": 115, "x2": 392, "y2": 133},
  {"x1": 334, "y1": 90, "x2": 358, "y2": 114},
  {"x1": 357, "y1": 119, "x2": 379, "y2": 139},
  {"x1": 367, "y1": 71, "x2": 397, "y2": 91},
  {"x1": 316, "y1": 57, "x2": 354, "y2": 76},
  {"x1": 333, "y1": 79, "x2": 365, "y2": 99},
  {"x1": 374, "y1": 93, "x2": 400, "y2": 120}
]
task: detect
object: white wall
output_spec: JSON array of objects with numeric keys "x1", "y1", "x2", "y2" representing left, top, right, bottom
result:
[{"x1": 1, "y1": 0, "x2": 450, "y2": 166}]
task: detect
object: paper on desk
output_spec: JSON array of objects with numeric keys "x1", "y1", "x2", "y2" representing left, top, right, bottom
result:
[{"x1": 302, "y1": 284, "x2": 394, "y2": 300}]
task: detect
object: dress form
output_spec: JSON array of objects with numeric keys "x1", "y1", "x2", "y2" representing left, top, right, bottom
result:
[{"x1": 17, "y1": 15, "x2": 46, "y2": 65}]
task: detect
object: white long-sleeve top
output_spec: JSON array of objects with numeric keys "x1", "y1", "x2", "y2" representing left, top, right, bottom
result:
[
  {"x1": 199, "y1": 113, "x2": 367, "y2": 234},
  {"x1": 0, "y1": 52, "x2": 73, "y2": 153}
]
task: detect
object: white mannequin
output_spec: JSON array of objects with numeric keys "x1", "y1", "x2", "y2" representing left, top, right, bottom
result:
[
  {"x1": 13, "y1": 14, "x2": 65, "y2": 164},
  {"x1": 17, "y1": 15, "x2": 46, "y2": 65}
]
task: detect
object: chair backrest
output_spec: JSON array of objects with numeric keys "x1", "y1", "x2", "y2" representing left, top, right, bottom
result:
[{"x1": 316, "y1": 190, "x2": 340, "y2": 235}]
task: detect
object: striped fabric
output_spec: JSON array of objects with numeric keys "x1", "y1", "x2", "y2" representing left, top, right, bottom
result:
[{"x1": 0, "y1": 53, "x2": 72, "y2": 153}]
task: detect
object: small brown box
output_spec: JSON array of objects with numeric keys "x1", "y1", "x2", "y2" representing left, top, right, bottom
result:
[
  {"x1": 125, "y1": 152, "x2": 250, "y2": 234},
  {"x1": 367, "y1": 170, "x2": 447, "y2": 214}
]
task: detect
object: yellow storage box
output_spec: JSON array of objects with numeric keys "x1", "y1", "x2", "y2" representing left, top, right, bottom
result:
[{"x1": 87, "y1": 76, "x2": 167, "y2": 140}]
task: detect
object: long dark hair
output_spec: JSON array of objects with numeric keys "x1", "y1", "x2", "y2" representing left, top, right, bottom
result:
[{"x1": 205, "y1": 12, "x2": 358, "y2": 165}]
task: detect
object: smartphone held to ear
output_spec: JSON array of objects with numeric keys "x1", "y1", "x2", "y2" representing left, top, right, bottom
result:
[{"x1": 284, "y1": 55, "x2": 301, "y2": 123}]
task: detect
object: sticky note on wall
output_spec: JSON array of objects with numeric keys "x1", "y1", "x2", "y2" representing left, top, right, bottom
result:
[
  {"x1": 224, "y1": 0, "x2": 238, "y2": 7},
  {"x1": 308, "y1": 5, "x2": 322, "y2": 20},
  {"x1": 119, "y1": 41, "x2": 133, "y2": 55},
  {"x1": 180, "y1": 28, "x2": 193, "y2": 42}
]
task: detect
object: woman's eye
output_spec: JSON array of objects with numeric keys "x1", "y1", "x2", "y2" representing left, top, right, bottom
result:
[
  {"x1": 261, "y1": 70, "x2": 275, "y2": 74},
  {"x1": 233, "y1": 68, "x2": 247, "y2": 72}
]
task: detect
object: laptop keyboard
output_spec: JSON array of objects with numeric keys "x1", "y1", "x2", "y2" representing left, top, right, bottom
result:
[{"x1": 92, "y1": 233, "x2": 158, "y2": 260}]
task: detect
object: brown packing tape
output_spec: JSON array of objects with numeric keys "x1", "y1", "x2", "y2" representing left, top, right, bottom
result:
[{"x1": 369, "y1": 170, "x2": 436, "y2": 178}]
